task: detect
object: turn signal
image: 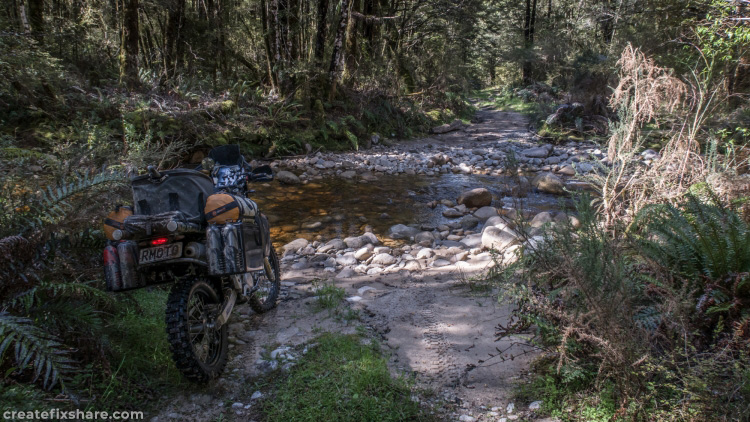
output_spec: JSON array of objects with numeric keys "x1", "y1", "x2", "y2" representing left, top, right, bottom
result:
[{"x1": 151, "y1": 237, "x2": 169, "y2": 246}]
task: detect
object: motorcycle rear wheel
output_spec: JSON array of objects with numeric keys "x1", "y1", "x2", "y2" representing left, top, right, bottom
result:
[
  {"x1": 249, "y1": 246, "x2": 281, "y2": 314},
  {"x1": 166, "y1": 278, "x2": 228, "y2": 382}
]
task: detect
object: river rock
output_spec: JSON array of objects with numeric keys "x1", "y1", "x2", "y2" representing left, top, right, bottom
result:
[
  {"x1": 557, "y1": 165, "x2": 576, "y2": 176},
  {"x1": 371, "y1": 253, "x2": 397, "y2": 266},
  {"x1": 360, "y1": 232, "x2": 379, "y2": 245},
  {"x1": 283, "y1": 238, "x2": 309, "y2": 255},
  {"x1": 530, "y1": 211, "x2": 554, "y2": 228},
  {"x1": 336, "y1": 253, "x2": 358, "y2": 267},
  {"x1": 276, "y1": 170, "x2": 301, "y2": 185},
  {"x1": 432, "y1": 259, "x2": 451, "y2": 267},
  {"x1": 404, "y1": 260, "x2": 422, "y2": 271},
  {"x1": 532, "y1": 172, "x2": 565, "y2": 195},
  {"x1": 473, "y1": 206, "x2": 498, "y2": 221},
  {"x1": 457, "y1": 188, "x2": 492, "y2": 208},
  {"x1": 416, "y1": 248, "x2": 434, "y2": 259},
  {"x1": 442, "y1": 208, "x2": 464, "y2": 218},
  {"x1": 344, "y1": 236, "x2": 365, "y2": 249},
  {"x1": 460, "y1": 215, "x2": 480, "y2": 229},
  {"x1": 335, "y1": 267, "x2": 356, "y2": 280},
  {"x1": 459, "y1": 233, "x2": 483, "y2": 249},
  {"x1": 521, "y1": 145, "x2": 552, "y2": 158},
  {"x1": 415, "y1": 231, "x2": 435, "y2": 246},
  {"x1": 354, "y1": 245, "x2": 374, "y2": 261},
  {"x1": 485, "y1": 215, "x2": 514, "y2": 230},
  {"x1": 481, "y1": 226, "x2": 520, "y2": 251},
  {"x1": 388, "y1": 224, "x2": 420, "y2": 240},
  {"x1": 340, "y1": 170, "x2": 357, "y2": 179},
  {"x1": 326, "y1": 238, "x2": 345, "y2": 250}
]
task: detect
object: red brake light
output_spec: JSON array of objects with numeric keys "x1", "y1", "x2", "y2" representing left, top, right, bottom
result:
[{"x1": 151, "y1": 237, "x2": 169, "y2": 246}]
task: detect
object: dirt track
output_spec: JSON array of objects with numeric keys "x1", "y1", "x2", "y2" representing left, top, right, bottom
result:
[{"x1": 151, "y1": 109, "x2": 547, "y2": 422}]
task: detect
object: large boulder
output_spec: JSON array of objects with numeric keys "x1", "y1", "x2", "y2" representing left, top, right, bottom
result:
[
  {"x1": 457, "y1": 188, "x2": 492, "y2": 208},
  {"x1": 387, "y1": 224, "x2": 420, "y2": 240},
  {"x1": 481, "y1": 226, "x2": 520, "y2": 251},
  {"x1": 532, "y1": 172, "x2": 565, "y2": 195},
  {"x1": 276, "y1": 170, "x2": 301, "y2": 185}
]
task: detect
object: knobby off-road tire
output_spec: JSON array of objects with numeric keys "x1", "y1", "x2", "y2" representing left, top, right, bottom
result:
[
  {"x1": 249, "y1": 246, "x2": 281, "y2": 314},
  {"x1": 166, "y1": 278, "x2": 228, "y2": 382}
]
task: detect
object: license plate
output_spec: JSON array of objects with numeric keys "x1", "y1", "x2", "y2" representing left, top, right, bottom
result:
[{"x1": 139, "y1": 243, "x2": 182, "y2": 265}]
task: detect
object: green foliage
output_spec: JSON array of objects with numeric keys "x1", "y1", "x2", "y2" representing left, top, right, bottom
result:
[
  {"x1": 0, "y1": 312, "x2": 76, "y2": 390},
  {"x1": 632, "y1": 194, "x2": 750, "y2": 281},
  {"x1": 263, "y1": 333, "x2": 434, "y2": 422},
  {"x1": 313, "y1": 281, "x2": 346, "y2": 311},
  {"x1": 0, "y1": 169, "x2": 126, "y2": 237},
  {"x1": 494, "y1": 195, "x2": 750, "y2": 420}
]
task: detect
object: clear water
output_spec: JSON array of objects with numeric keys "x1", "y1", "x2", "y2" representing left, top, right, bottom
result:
[{"x1": 250, "y1": 173, "x2": 571, "y2": 247}]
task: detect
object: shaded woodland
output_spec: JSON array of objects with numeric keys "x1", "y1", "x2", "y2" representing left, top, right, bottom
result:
[{"x1": 1, "y1": 0, "x2": 750, "y2": 420}]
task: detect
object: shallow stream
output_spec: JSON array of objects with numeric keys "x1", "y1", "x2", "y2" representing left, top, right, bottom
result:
[{"x1": 251, "y1": 173, "x2": 571, "y2": 247}]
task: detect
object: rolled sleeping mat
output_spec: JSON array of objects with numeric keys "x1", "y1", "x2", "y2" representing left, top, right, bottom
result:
[
  {"x1": 103, "y1": 205, "x2": 133, "y2": 240},
  {"x1": 204, "y1": 193, "x2": 257, "y2": 224}
]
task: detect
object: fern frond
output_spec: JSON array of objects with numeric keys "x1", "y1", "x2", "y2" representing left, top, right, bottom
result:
[
  {"x1": 8, "y1": 169, "x2": 126, "y2": 236},
  {"x1": 0, "y1": 312, "x2": 76, "y2": 389}
]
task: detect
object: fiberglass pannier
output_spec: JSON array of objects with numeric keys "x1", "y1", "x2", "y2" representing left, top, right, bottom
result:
[{"x1": 130, "y1": 169, "x2": 214, "y2": 224}]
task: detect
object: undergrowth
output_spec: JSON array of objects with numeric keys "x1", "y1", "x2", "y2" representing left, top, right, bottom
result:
[
  {"x1": 262, "y1": 333, "x2": 437, "y2": 422},
  {"x1": 493, "y1": 195, "x2": 750, "y2": 421}
]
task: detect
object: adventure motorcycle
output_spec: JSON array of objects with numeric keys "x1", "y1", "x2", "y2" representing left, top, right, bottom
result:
[{"x1": 101, "y1": 145, "x2": 280, "y2": 382}]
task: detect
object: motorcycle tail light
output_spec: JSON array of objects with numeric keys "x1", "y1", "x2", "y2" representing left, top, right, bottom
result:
[{"x1": 151, "y1": 237, "x2": 169, "y2": 246}]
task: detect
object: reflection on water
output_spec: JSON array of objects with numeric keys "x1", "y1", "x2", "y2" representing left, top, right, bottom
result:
[{"x1": 250, "y1": 173, "x2": 571, "y2": 247}]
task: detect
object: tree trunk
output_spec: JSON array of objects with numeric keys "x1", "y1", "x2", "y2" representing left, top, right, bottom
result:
[
  {"x1": 328, "y1": 0, "x2": 350, "y2": 100},
  {"x1": 344, "y1": 0, "x2": 360, "y2": 78},
  {"x1": 522, "y1": 0, "x2": 537, "y2": 85},
  {"x1": 260, "y1": 0, "x2": 278, "y2": 90},
  {"x1": 163, "y1": 0, "x2": 185, "y2": 83},
  {"x1": 18, "y1": 0, "x2": 31, "y2": 33},
  {"x1": 120, "y1": 0, "x2": 140, "y2": 89},
  {"x1": 314, "y1": 0, "x2": 329, "y2": 65},
  {"x1": 28, "y1": 0, "x2": 44, "y2": 44}
]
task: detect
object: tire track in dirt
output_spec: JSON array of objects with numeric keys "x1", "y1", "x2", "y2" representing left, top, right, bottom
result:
[{"x1": 419, "y1": 308, "x2": 460, "y2": 388}]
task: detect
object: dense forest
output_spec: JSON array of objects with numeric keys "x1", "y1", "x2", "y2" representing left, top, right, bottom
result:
[{"x1": 1, "y1": 0, "x2": 750, "y2": 420}]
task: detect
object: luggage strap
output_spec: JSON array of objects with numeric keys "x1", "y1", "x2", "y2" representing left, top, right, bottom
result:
[{"x1": 205, "y1": 201, "x2": 239, "y2": 220}]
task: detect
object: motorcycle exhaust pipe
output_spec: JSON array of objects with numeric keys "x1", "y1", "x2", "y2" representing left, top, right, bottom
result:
[
  {"x1": 103, "y1": 245, "x2": 122, "y2": 291},
  {"x1": 184, "y1": 242, "x2": 206, "y2": 260},
  {"x1": 207, "y1": 225, "x2": 225, "y2": 275},
  {"x1": 118, "y1": 241, "x2": 140, "y2": 289}
]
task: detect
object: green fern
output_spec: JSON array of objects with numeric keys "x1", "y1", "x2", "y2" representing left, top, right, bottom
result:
[
  {"x1": 2, "y1": 169, "x2": 125, "y2": 236},
  {"x1": 632, "y1": 194, "x2": 750, "y2": 282},
  {"x1": 0, "y1": 312, "x2": 76, "y2": 389}
]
